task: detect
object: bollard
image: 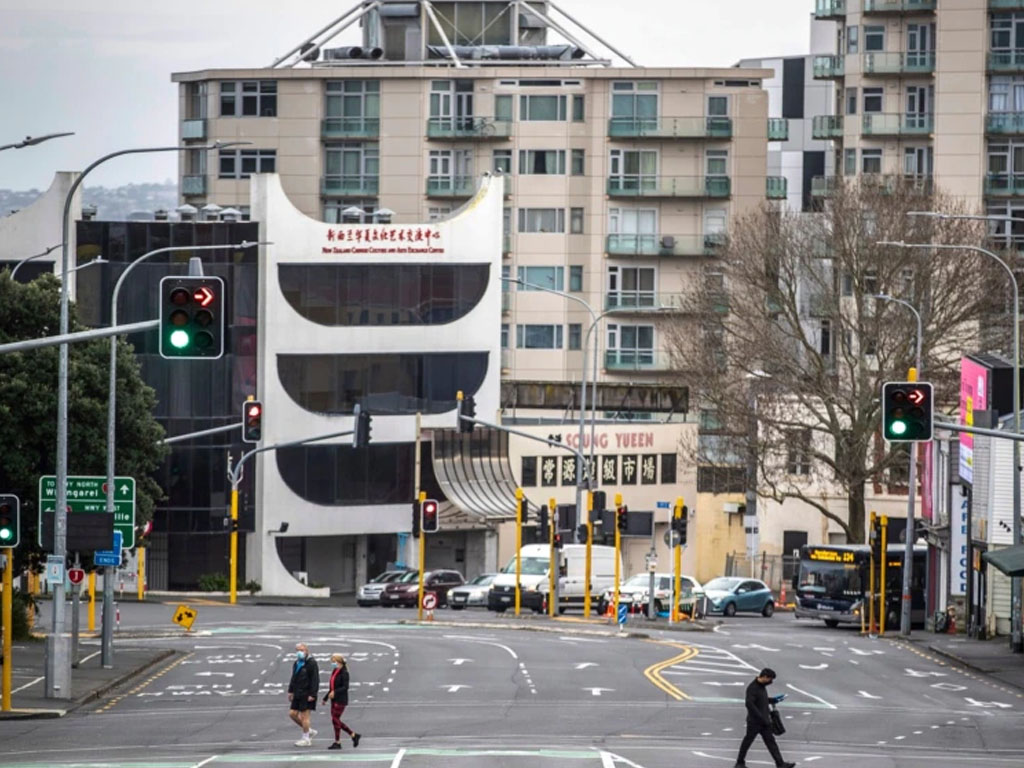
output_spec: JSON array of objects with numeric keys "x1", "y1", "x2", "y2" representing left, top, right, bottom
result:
[{"x1": 115, "y1": 603, "x2": 120, "y2": 632}]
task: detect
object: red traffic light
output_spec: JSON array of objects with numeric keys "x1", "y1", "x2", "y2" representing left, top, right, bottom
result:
[
  {"x1": 907, "y1": 388, "x2": 925, "y2": 405},
  {"x1": 247, "y1": 403, "x2": 262, "y2": 419},
  {"x1": 193, "y1": 286, "x2": 215, "y2": 307},
  {"x1": 421, "y1": 499, "x2": 440, "y2": 533}
]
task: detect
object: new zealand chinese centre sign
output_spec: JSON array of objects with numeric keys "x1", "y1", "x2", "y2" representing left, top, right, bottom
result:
[{"x1": 322, "y1": 226, "x2": 444, "y2": 256}]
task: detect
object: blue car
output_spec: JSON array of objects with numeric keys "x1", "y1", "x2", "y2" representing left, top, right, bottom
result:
[{"x1": 702, "y1": 577, "x2": 775, "y2": 617}]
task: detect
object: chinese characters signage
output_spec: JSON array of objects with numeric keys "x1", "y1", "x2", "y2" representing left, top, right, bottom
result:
[
  {"x1": 531, "y1": 454, "x2": 669, "y2": 488},
  {"x1": 321, "y1": 226, "x2": 444, "y2": 256}
]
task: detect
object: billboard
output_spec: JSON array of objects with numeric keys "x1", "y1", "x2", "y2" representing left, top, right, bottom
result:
[{"x1": 959, "y1": 357, "x2": 989, "y2": 484}]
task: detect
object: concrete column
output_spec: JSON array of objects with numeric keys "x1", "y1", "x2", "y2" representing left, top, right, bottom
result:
[{"x1": 355, "y1": 535, "x2": 368, "y2": 585}]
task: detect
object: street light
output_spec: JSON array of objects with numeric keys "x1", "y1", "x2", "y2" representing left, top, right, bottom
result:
[
  {"x1": 100, "y1": 241, "x2": 260, "y2": 668},
  {"x1": 0, "y1": 132, "x2": 74, "y2": 152},
  {"x1": 9, "y1": 244, "x2": 61, "y2": 280},
  {"x1": 48, "y1": 140, "x2": 250, "y2": 699},
  {"x1": 878, "y1": 239, "x2": 1022, "y2": 652},
  {"x1": 872, "y1": 291, "x2": 923, "y2": 637},
  {"x1": 59, "y1": 255, "x2": 106, "y2": 279}
]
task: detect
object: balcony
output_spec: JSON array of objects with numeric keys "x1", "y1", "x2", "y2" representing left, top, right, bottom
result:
[
  {"x1": 985, "y1": 173, "x2": 1024, "y2": 197},
  {"x1": 989, "y1": 50, "x2": 1024, "y2": 72},
  {"x1": 766, "y1": 176, "x2": 788, "y2": 200},
  {"x1": 321, "y1": 175, "x2": 380, "y2": 196},
  {"x1": 502, "y1": 292, "x2": 512, "y2": 313},
  {"x1": 811, "y1": 175, "x2": 839, "y2": 197},
  {"x1": 605, "y1": 349, "x2": 664, "y2": 372},
  {"x1": 605, "y1": 233, "x2": 725, "y2": 257},
  {"x1": 604, "y1": 292, "x2": 686, "y2": 312},
  {"x1": 606, "y1": 175, "x2": 730, "y2": 199},
  {"x1": 426, "y1": 176, "x2": 476, "y2": 198},
  {"x1": 182, "y1": 119, "x2": 206, "y2": 141},
  {"x1": 181, "y1": 175, "x2": 206, "y2": 196},
  {"x1": 987, "y1": 112, "x2": 1024, "y2": 134},
  {"x1": 812, "y1": 115, "x2": 844, "y2": 139},
  {"x1": 503, "y1": 233, "x2": 512, "y2": 256},
  {"x1": 863, "y1": 0, "x2": 936, "y2": 13},
  {"x1": 813, "y1": 55, "x2": 845, "y2": 79},
  {"x1": 608, "y1": 116, "x2": 733, "y2": 139},
  {"x1": 814, "y1": 0, "x2": 846, "y2": 19},
  {"x1": 861, "y1": 112, "x2": 934, "y2": 136},
  {"x1": 863, "y1": 51, "x2": 935, "y2": 75},
  {"x1": 501, "y1": 348, "x2": 512, "y2": 371},
  {"x1": 767, "y1": 118, "x2": 789, "y2": 141},
  {"x1": 426, "y1": 117, "x2": 512, "y2": 140},
  {"x1": 321, "y1": 117, "x2": 380, "y2": 139},
  {"x1": 991, "y1": 0, "x2": 1024, "y2": 8}
]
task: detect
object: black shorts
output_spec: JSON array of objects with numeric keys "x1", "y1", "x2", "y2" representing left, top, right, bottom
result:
[{"x1": 291, "y1": 699, "x2": 314, "y2": 712}]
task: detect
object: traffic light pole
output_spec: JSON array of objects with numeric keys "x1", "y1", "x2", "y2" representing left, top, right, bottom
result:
[
  {"x1": 515, "y1": 488, "x2": 523, "y2": 617},
  {"x1": 2, "y1": 547, "x2": 11, "y2": 711},
  {"x1": 548, "y1": 498, "x2": 556, "y2": 617},
  {"x1": 613, "y1": 494, "x2": 622, "y2": 622},
  {"x1": 673, "y1": 498, "x2": 683, "y2": 623}
]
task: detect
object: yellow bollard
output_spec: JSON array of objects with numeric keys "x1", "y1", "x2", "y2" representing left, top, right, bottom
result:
[
  {"x1": 88, "y1": 571, "x2": 96, "y2": 632},
  {"x1": 137, "y1": 547, "x2": 146, "y2": 601}
]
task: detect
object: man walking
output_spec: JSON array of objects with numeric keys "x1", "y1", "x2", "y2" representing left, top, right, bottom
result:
[
  {"x1": 288, "y1": 643, "x2": 319, "y2": 747},
  {"x1": 734, "y1": 667, "x2": 794, "y2": 768}
]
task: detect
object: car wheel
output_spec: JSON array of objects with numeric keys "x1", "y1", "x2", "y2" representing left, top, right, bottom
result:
[
  {"x1": 762, "y1": 601, "x2": 775, "y2": 618},
  {"x1": 724, "y1": 602, "x2": 737, "y2": 617},
  {"x1": 596, "y1": 599, "x2": 608, "y2": 615},
  {"x1": 653, "y1": 599, "x2": 664, "y2": 615},
  {"x1": 450, "y1": 604, "x2": 464, "y2": 610},
  {"x1": 493, "y1": 606, "x2": 506, "y2": 614},
  {"x1": 824, "y1": 619, "x2": 840, "y2": 628}
]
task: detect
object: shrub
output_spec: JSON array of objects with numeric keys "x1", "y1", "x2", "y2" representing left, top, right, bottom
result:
[
  {"x1": 197, "y1": 572, "x2": 230, "y2": 592},
  {"x1": 244, "y1": 580, "x2": 261, "y2": 595}
]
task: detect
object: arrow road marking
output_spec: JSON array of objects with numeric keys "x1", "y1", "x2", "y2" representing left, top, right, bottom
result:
[
  {"x1": 965, "y1": 697, "x2": 1012, "y2": 709},
  {"x1": 857, "y1": 690, "x2": 882, "y2": 699},
  {"x1": 931, "y1": 682, "x2": 968, "y2": 692},
  {"x1": 584, "y1": 687, "x2": 614, "y2": 696},
  {"x1": 732, "y1": 643, "x2": 779, "y2": 652},
  {"x1": 441, "y1": 685, "x2": 469, "y2": 693},
  {"x1": 905, "y1": 668, "x2": 946, "y2": 678},
  {"x1": 574, "y1": 662, "x2": 598, "y2": 670},
  {"x1": 448, "y1": 658, "x2": 472, "y2": 666}
]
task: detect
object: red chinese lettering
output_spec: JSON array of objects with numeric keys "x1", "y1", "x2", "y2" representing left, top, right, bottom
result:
[{"x1": 327, "y1": 229, "x2": 335, "y2": 241}]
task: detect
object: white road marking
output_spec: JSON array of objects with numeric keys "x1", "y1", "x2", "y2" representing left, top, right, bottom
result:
[
  {"x1": 813, "y1": 647, "x2": 835, "y2": 651},
  {"x1": 799, "y1": 663, "x2": 829, "y2": 670},
  {"x1": 448, "y1": 658, "x2": 472, "y2": 665},
  {"x1": 905, "y1": 668, "x2": 947, "y2": 678},
  {"x1": 192, "y1": 757, "x2": 219, "y2": 768},
  {"x1": 11, "y1": 676, "x2": 44, "y2": 693},
  {"x1": 584, "y1": 687, "x2": 614, "y2": 696},
  {"x1": 932, "y1": 682, "x2": 968, "y2": 692},
  {"x1": 965, "y1": 698, "x2": 1012, "y2": 709},
  {"x1": 857, "y1": 690, "x2": 882, "y2": 699},
  {"x1": 805, "y1": 758, "x2": 824, "y2": 763},
  {"x1": 441, "y1": 685, "x2": 470, "y2": 693},
  {"x1": 560, "y1": 636, "x2": 607, "y2": 643},
  {"x1": 731, "y1": 643, "x2": 779, "y2": 652},
  {"x1": 786, "y1": 683, "x2": 837, "y2": 709},
  {"x1": 389, "y1": 747, "x2": 407, "y2": 768},
  {"x1": 575, "y1": 662, "x2": 598, "y2": 669},
  {"x1": 195, "y1": 672, "x2": 234, "y2": 677},
  {"x1": 703, "y1": 682, "x2": 745, "y2": 686},
  {"x1": 602, "y1": 752, "x2": 646, "y2": 768},
  {"x1": 444, "y1": 635, "x2": 518, "y2": 659}
]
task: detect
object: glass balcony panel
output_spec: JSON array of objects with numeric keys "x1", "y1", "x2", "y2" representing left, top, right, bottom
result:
[
  {"x1": 985, "y1": 173, "x2": 1024, "y2": 196},
  {"x1": 181, "y1": 175, "x2": 206, "y2": 196},
  {"x1": 766, "y1": 176, "x2": 788, "y2": 199},
  {"x1": 767, "y1": 118, "x2": 789, "y2": 141},
  {"x1": 605, "y1": 234, "x2": 725, "y2": 257},
  {"x1": 606, "y1": 176, "x2": 730, "y2": 198},
  {"x1": 990, "y1": 0, "x2": 1024, "y2": 8},
  {"x1": 812, "y1": 55, "x2": 844, "y2": 79},
  {"x1": 321, "y1": 117, "x2": 381, "y2": 139},
  {"x1": 864, "y1": 0, "x2": 936, "y2": 12},
  {"x1": 607, "y1": 116, "x2": 733, "y2": 138},
  {"x1": 811, "y1": 175, "x2": 839, "y2": 197},
  {"x1": 862, "y1": 113, "x2": 933, "y2": 135},
  {"x1": 812, "y1": 115, "x2": 844, "y2": 139},
  {"x1": 426, "y1": 117, "x2": 512, "y2": 139},
  {"x1": 426, "y1": 175, "x2": 476, "y2": 197},
  {"x1": 182, "y1": 119, "x2": 206, "y2": 140},
  {"x1": 321, "y1": 175, "x2": 380, "y2": 196},
  {"x1": 989, "y1": 51, "x2": 1024, "y2": 71},
  {"x1": 605, "y1": 349, "x2": 660, "y2": 371},
  {"x1": 864, "y1": 51, "x2": 935, "y2": 74},
  {"x1": 987, "y1": 112, "x2": 1024, "y2": 134},
  {"x1": 814, "y1": 0, "x2": 846, "y2": 19}
]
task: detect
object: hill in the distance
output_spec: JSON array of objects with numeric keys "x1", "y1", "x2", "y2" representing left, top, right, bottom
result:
[{"x1": 0, "y1": 181, "x2": 178, "y2": 221}]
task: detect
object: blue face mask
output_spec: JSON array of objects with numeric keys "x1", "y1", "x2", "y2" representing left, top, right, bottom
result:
[
  {"x1": 333, "y1": 662, "x2": 341, "y2": 669},
  {"x1": 296, "y1": 651, "x2": 305, "y2": 660}
]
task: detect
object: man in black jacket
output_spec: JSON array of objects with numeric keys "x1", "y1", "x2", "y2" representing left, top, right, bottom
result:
[
  {"x1": 735, "y1": 668, "x2": 794, "y2": 768},
  {"x1": 288, "y1": 643, "x2": 320, "y2": 746}
]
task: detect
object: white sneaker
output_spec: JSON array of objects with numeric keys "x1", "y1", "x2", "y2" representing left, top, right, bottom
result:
[
  {"x1": 309, "y1": 729, "x2": 318, "y2": 738},
  {"x1": 295, "y1": 737, "x2": 311, "y2": 747}
]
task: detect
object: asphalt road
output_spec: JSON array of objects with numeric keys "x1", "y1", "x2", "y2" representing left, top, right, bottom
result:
[{"x1": 3, "y1": 602, "x2": 1024, "y2": 768}]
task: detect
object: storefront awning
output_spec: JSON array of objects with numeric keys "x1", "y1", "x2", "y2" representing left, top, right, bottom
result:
[
  {"x1": 982, "y1": 545, "x2": 1024, "y2": 577},
  {"x1": 432, "y1": 427, "x2": 534, "y2": 521}
]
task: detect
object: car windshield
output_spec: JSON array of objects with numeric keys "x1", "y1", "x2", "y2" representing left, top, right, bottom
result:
[
  {"x1": 372, "y1": 571, "x2": 403, "y2": 583},
  {"x1": 469, "y1": 574, "x2": 495, "y2": 586},
  {"x1": 704, "y1": 577, "x2": 741, "y2": 592},
  {"x1": 622, "y1": 575, "x2": 650, "y2": 588},
  {"x1": 396, "y1": 571, "x2": 419, "y2": 583},
  {"x1": 501, "y1": 556, "x2": 549, "y2": 575}
]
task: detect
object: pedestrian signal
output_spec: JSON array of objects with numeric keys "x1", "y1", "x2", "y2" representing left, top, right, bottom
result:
[
  {"x1": 159, "y1": 276, "x2": 225, "y2": 359},
  {"x1": 242, "y1": 399, "x2": 263, "y2": 443}
]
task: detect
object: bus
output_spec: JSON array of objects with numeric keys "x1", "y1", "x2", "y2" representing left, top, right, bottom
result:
[{"x1": 792, "y1": 543, "x2": 927, "y2": 629}]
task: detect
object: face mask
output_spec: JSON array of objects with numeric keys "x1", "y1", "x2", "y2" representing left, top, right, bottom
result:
[
  {"x1": 333, "y1": 662, "x2": 341, "y2": 668},
  {"x1": 296, "y1": 651, "x2": 305, "y2": 660}
]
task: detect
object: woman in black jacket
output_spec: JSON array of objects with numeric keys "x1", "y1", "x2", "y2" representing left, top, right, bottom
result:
[{"x1": 322, "y1": 653, "x2": 361, "y2": 750}]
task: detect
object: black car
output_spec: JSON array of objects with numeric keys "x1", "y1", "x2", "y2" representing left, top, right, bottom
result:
[{"x1": 381, "y1": 569, "x2": 464, "y2": 607}]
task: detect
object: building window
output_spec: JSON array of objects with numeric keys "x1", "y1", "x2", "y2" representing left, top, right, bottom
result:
[
  {"x1": 706, "y1": 149, "x2": 728, "y2": 177},
  {"x1": 846, "y1": 25, "x2": 859, "y2": 54},
  {"x1": 607, "y1": 323, "x2": 655, "y2": 365},
  {"x1": 660, "y1": 453, "x2": 677, "y2": 484},
  {"x1": 493, "y1": 149, "x2": 513, "y2": 174},
  {"x1": 518, "y1": 208, "x2": 566, "y2": 233},
  {"x1": 819, "y1": 318, "x2": 832, "y2": 356},
  {"x1": 785, "y1": 429, "x2": 812, "y2": 475},
  {"x1": 611, "y1": 81, "x2": 658, "y2": 129},
  {"x1": 610, "y1": 149, "x2": 658, "y2": 189},
  {"x1": 707, "y1": 95, "x2": 729, "y2": 117},
  {"x1": 568, "y1": 323, "x2": 582, "y2": 350},
  {"x1": 572, "y1": 94, "x2": 585, "y2": 121},
  {"x1": 569, "y1": 265, "x2": 583, "y2": 291},
  {"x1": 863, "y1": 87, "x2": 883, "y2": 114},
  {"x1": 521, "y1": 456, "x2": 538, "y2": 486},
  {"x1": 185, "y1": 81, "x2": 207, "y2": 120},
  {"x1": 861, "y1": 148, "x2": 882, "y2": 174},
  {"x1": 325, "y1": 143, "x2": 379, "y2": 191},
  {"x1": 220, "y1": 80, "x2": 277, "y2": 117},
  {"x1": 520, "y1": 94, "x2": 567, "y2": 121},
  {"x1": 571, "y1": 149, "x2": 585, "y2": 176},
  {"x1": 519, "y1": 149, "x2": 566, "y2": 174},
  {"x1": 864, "y1": 25, "x2": 885, "y2": 52},
  {"x1": 608, "y1": 266, "x2": 656, "y2": 307},
  {"x1": 570, "y1": 208, "x2": 584, "y2": 234},
  {"x1": 323, "y1": 199, "x2": 374, "y2": 224},
  {"x1": 501, "y1": 323, "x2": 509, "y2": 349},
  {"x1": 990, "y1": 76, "x2": 1024, "y2": 113},
  {"x1": 325, "y1": 80, "x2": 380, "y2": 125},
  {"x1": 277, "y1": 444, "x2": 417, "y2": 506},
  {"x1": 844, "y1": 148, "x2": 857, "y2": 176},
  {"x1": 517, "y1": 266, "x2": 564, "y2": 291},
  {"x1": 495, "y1": 94, "x2": 514, "y2": 122},
  {"x1": 517, "y1": 324, "x2": 563, "y2": 349},
  {"x1": 218, "y1": 149, "x2": 276, "y2": 179},
  {"x1": 428, "y1": 206, "x2": 452, "y2": 222},
  {"x1": 845, "y1": 87, "x2": 857, "y2": 115}
]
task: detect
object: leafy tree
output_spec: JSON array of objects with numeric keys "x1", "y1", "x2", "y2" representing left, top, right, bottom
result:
[
  {"x1": 0, "y1": 271, "x2": 166, "y2": 570},
  {"x1": 665, "y1": 180, "x2": 991, "y2": 543}
]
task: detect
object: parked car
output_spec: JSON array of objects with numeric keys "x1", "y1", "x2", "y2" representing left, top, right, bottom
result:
[
  {"x1": 447, "y1": 573, "x2": 496, "y2": 609},
  {"x1": 702, "y1": 577, "x2": 775, "y2": 617},
  {"x1": 487, "y1": 543, "x2": 621, "y2": 613},
  {"x1": 356, "y1": 570, "x2": 410, "y2": 607},
  {"x1": 596, "y1": 573, "x2": 703, "y2": 616},
  {"x1": 381, "y1": 569, "x2": 464, "y2": 607}
]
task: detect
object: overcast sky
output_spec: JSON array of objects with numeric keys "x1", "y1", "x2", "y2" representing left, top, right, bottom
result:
[{"x1": 0, "y1": 0, "x2": 814, "y2": 190}]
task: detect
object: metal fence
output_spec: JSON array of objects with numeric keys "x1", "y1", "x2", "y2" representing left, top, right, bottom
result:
[{"x1": 724, "y1": 552, "x2": 800, "y2": 596}]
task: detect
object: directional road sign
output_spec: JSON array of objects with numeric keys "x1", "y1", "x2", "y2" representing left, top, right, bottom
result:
[
  {"x1": 94, "y1": 530, "x2": 124, "y2": 567},
  {"x1": 173, "y1": 604, "x2": 197, "y2": 631},
  {"x1": 39, "y1": 475, "x2": 136, "y2": 549}
]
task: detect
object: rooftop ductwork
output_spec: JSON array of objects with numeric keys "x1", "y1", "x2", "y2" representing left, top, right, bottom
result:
[
  {"x1": 322, "y1": 45, "x2": 383, "y2": 60},
  {"x1": 427, "y1": 44, "x2": 582, "y2": 61}
]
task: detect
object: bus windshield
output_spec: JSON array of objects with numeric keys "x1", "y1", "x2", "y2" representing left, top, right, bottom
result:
[
  {"x1": 797, "y1": 560, "x2": 863, "y2": 600},
  {"x1": 501, "y1": 556, "x2": 549, "y2": 576}
]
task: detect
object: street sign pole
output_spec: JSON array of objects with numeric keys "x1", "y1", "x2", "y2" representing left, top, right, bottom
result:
[
  {"x1": 2, "y1": 547, "x2": 12, "y2": 711},
  {"x1": 101, "y1": 565, "x2": 114, "y2": 668}
]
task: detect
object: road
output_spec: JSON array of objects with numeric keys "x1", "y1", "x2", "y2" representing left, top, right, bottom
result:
[{"x1": 2, "y1": 603, "x2": 1023, "y2": 767}]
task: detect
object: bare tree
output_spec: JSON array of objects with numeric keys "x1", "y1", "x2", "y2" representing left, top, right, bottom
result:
[{"x1": 664, "y1": 179, "x2": 993, "y2": 543}]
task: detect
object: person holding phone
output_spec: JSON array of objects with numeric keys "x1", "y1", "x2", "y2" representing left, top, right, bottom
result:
[{"x1": 734, "y1": 668, "x2": 795, "y2": 768}]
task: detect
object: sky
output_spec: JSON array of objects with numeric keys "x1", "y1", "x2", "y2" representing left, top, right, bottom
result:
[{"x1": 0, "y1": 0, "x2": 815, "y2": 191}]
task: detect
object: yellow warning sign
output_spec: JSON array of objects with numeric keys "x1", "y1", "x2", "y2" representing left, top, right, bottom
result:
[{"x1": 172, "y1": 604, "x2": 197, "y2": 631}]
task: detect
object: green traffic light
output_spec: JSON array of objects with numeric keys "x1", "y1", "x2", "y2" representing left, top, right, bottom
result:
[
  {"x1": 0, "y1": 528, "x2": 11, "y2": 541},
  {"x1": 170, "y1": 330, "x2": 190, "y2": 349},
  {"x1": 890, "y1": 420, "x2": 908, "y2": 436}
]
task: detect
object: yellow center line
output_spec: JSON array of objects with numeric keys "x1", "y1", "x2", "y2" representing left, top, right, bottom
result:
[{"x1": 642, "y1": 640, "x2": 697, "y2": 701}]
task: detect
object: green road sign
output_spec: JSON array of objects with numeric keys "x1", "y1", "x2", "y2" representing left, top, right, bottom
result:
[{"x1": 38, "y1": 475, "x2": 136, "y2": 549}]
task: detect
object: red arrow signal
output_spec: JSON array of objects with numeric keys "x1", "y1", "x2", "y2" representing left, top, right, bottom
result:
[
  {"x1": 193, "y1": 286, "x2": 215, "y2": 307},
  {"x1": 907, "y1": 389, "x2": 925, "y2": 405}
]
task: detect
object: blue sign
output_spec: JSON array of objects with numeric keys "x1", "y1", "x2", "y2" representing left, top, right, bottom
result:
[
  {"x1": 94, "y1": 530, "x2": 123, "y2": 566},
  {"x1": 656, "y1": 501, "x2": 670, "y2": 509},
  {"x1": 617, "y1": 603, "x2": 628, "y2": 626}
]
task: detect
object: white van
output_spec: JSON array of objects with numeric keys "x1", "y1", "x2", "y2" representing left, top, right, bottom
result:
[{"x1": 487, "y1": 543, "x2": 621, "y2": 613}]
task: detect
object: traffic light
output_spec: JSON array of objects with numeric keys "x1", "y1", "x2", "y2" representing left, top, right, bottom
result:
[
  {"x1": 576, "y1": 524, "x2": 589, "y2": 544},
  {"x1": 242, "y1": 399, "x2": 263, "y2": 443},
  {"x1": 459, "y1": 395, "x2": 477, "y2": 433},
  {"x1": 159, "y1": 276, "x2": 225, "y2": 359},
  {"x1": 592, "y1": 490, "x2": 606, "y2": 516},
  {"x1": 354, "y1": 407, "x2": 373, "y2": 449},
  {"x1": 421, "y1": 499, "x2": 439, "y2": 533},
  {"x1": 882, "y1": 381, "x2": 933, "y2": 442},
  {"x1": 0, "y1": 495, "x2": 19, "y2": 548},
  {"x1": 538, "y1": 506, "x2": 549, "y2": 535},
  {"x1": 411, "y1": 500, "x2": 421, "y2": 538},
  {"x1": 616, "y1": 505, "x2": 628, "y2": 533},
  {"x1": 553, "y1": 532, "x2": 564, "y2": 550},
  {"x1": 673, "y1": 505, "x2": 689, "y2": 546}
]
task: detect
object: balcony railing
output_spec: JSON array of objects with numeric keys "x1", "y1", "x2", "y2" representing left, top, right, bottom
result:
[
  {"x1": 813, "y1": 55, "x2": 845, "y2": 79},
  {"x1": 988, "y1": 112, "x2": 1024, "y2": 134},
  {"x1": 605, "y1": 233, "x2": 725, "y2": 257},
  {"x1": 501, "y1": 348, "x2": 512, "y2": 371},
  {"x1": 182, "y1": 119, "x2": 206, "y2": 141},
  {"x1": 989, "y1": 50, "x2": 1024, "y2": 71},
  {"x1": 812, "y1": 115, "x2": 844, "y2": 139},
  {"x1": 814, "y1": 0, "x2": 846, "y2": 19},
  {"x1": 608, "y1": 116, "x2": 733, "y2": 139},
  {"x1": 861, "y1": 112, "x2": 934, "y2": 136},
  {"x1": 321, "y1": 175, "x2": 380, "y2": 196},
  {"x1": 321, "y1": 117, "x2": 380, "y2": 139},
  {"x1": 863, "y1": 0, "x2": 936, "y2": 12},
  {"x1": 767, "y1": 118, "x2": 789, "y2": 141},
  {"x1": 426, "y1": 175, "x2": 476, "y2": 197},
  {"x1": 426, "y1": 117, "x2": 512, "y2": 139},
  {"x1": 605, "y1": 349, "x2": 662, "y2": 371},
  {"x1": 811, "y1": 175, "x2": 839, "y2": 197},
  {"x1": 766, "y1": 176, "x2": 788, "y2": 200},
  {"x1": 813, "y1": 174, "x2": 933, "y2": 196},
  {"x1": 503, "y1": 233, "x2": 512, "y2": 255},
  {"x1": 991, "y1": 0, "x2": 1024, "y2": 8},
  {"x1": 181, "y1": 175, "x2": 206, "y2": 196},
  {"x1": 863, "y1": 51, "x2": 935, "y2": 75},
  {"x1": 606, "y1": 175, "x2": 730, "y2": 198},
  {"x1": 985, "y1": 173, "x2": 1024, "y2": 197},
  {"x1": 605, "y1": 292, "x2": 686, "y2": 312},
  {"x1": 502, "y1": 292, "x2": 512, "y2": 313}
]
